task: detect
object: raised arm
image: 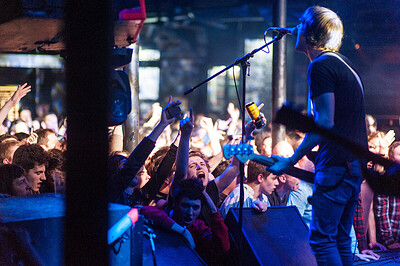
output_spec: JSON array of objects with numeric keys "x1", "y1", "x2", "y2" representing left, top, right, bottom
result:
[
  {"x1": 147, "y1": 96, "x2": 182, "y2": 142},
  {"x1": 214, "y1": 120, "x2": 256, "y2": 193},
  {"x1": 109, "y1": 96, "x2": 181, "y2": 202},
  {"x1": 170, "y1": 108, "x2": 193, "y2": 194},
  {"x1": 0, "y1": 83, "x2": 31, "y2": 125}
]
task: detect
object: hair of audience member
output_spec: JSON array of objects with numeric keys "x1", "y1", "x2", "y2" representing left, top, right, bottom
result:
[
  {"x1": 254, "y1": 132, "x2": 271, "y2": 154},
  {"x1": 300, "y1": 6, "x2": 343, "y2": 51},
  {"x1": 145, "y1": 146, "x2": 171, "y2": 178},
  {"x1": 35, "y1": 128, "x2": 55, "y2": 146},
  {"x1": 13, "y1": 144, "x2": 48, "y2": 171},
  {"x1": 389, "y1": 141, "x2": 400, "y2": 161},
  {"x1": 172, "y1": 178, "x2": 205, "y2": 206},
  {"x1": 0, "y1": 141, "x2": 20, "y2": 164},
  {"x1": 211, "y1": 159, "x2": 231, "y2": 178},
  {"x1": 246, "y1": 160, "x2": 272, "y2": 184},
  {"x1": 47, "y1": 149, "x2": 66, "y2": 172},
  {"x1": 0, "y1": 164, "x2": 25, "y2": 195},
  {"x1": 14, "y1": 132, "x2": 30, "y2": 142},
  {"x1": 286, "y1": 130, "x2": 303, "y2": 150},
  {"x1": 189, "y1": 149, "x2": 210, "y2": 171},
  {"x1": 0, "y1": 134, "x2": 18, "y2": 144},
  {"x1": 107, "y1": 154, "x2": 127, "y2": 177},
  {"x1": 272, "y1": 140, "x2": 295, "y2": 158}
]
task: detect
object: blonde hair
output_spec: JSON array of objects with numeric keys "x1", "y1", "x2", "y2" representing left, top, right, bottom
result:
[{"x1": 301, "y1": 6, "x2": 343, "y2": 51}]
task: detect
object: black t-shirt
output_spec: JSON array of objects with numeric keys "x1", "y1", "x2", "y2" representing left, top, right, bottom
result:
[
  {"x1": 308, "y1": 52, "x2": 368, "y2": 170},
  {"x1": 267, "y1": 190, "x2": 289, "y2": 207}
]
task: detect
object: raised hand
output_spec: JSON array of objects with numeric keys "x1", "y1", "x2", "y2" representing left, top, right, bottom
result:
[
  {"x1": 383, "y1": 130, "x2": 395, "y2": 149},
  {"x1": 227, "y1": 102, "x2": 240, "y2": 121},
  {"x1": 160, "y1": 95, "x2": 182, "y2": 126},
  {"x1": 25, "y1": 132, "x2": 38, "y2": 144},
  {"x1": 244, "y1": 120, "x2": 256, "y2": 143},
  {"x1": 10, "y1": 83, "x2": 31, "y2": 106},
  {"x1": 180, "y1": 108, "x2": 193, "y2": 136},
  {"x1": 199, "y1": 117, "x2": 214, "y2": 132}
]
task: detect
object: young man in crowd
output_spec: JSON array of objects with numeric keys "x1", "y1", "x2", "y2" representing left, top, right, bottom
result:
[
  {"x1": 141, "y1": 178, "x2": 229, "y2": 265},
  {"x1": 35, "y1": 128, "x2": 61, "y2": 151},
  {"x1": 171, "y1": 109, "x2": 258, "y2": 225},
  {"x1": 0, "y1": 164, "x2": 31, "y2": 197},
  {"x1": 220, "y1": 160, "x2": 279, "y2": 218},
  {"x1": 267, "y1": 140, "x2": 301, "y2": 206},
  {"x1": 0, "y1": 140, "x2": 21, "y2": 165},
  {"x1": 13, "y1": 144, "x2": 48, "y2": 194}
]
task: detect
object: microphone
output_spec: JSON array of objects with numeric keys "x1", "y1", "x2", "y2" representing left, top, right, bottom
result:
[{"x1": 265, "y1": 27, "x2": 297, "y2": 36}]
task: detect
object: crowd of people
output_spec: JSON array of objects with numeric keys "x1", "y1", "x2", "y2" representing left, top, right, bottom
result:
[{"x1": 1, "y1": 5, "x2": 400, "y2": 266}]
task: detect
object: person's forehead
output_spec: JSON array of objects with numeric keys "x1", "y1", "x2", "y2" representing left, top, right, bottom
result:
[
  {"x1": 31, "y1": 164, "x2": 46, "y2": 171},
  {"x1": 180, "y1": 197, "x2": 201, "y2": 206},
  {"x1": 189, "y1": 156, "x2": 205, "y2": 164}
]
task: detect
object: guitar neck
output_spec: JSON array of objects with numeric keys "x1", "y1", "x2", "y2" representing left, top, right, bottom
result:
[{"x1": 249, "y1": 154, "x2": 315, "y2": 184}]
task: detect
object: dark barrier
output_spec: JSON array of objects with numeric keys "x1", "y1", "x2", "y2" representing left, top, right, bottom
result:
[{"x1": 225, "y1": 206, "x2": 316, "y2": 266}]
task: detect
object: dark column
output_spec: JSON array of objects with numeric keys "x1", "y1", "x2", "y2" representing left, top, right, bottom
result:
[
  {"x1": 65, "y1": 0, "x2": 112, "y2": 264},
  {"x1": 272, "y1": 0, "x2": 287, "y2": 148}
]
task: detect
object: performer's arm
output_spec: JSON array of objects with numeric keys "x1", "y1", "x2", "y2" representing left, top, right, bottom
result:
[{"x1": 268, "y1": 92, "x2": 334, "y2": 174}]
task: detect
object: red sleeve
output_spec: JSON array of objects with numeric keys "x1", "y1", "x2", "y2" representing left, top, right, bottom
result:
[
  {"x1": 188, "y1": 212, "x2": 230, "y2": 256},
  {"x1": 141, "y1": 206, "x2": 175, "y2": 230},
  {"x1": 353, "y1": 195, "x2": 368, "y2": 251}
]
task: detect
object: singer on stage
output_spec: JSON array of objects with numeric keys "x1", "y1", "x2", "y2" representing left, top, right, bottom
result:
[{"x1": 268, "y1": 6, "x2": 368, "y2": 265}]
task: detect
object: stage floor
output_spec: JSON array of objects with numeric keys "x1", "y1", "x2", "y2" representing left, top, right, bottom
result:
[{"x1": 354, "y1": 250, "x2": 400, "y2": 265}]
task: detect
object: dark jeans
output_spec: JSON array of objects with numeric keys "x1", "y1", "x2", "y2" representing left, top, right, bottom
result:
[{"x1": 309, "y1": 161, "x2": 363, "y2": 266}]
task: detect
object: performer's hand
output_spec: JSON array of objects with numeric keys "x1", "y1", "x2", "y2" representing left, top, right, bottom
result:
[
  {"x1": 251, "y1": 200, "x2": 268, "y2": 213},
  {"x1": 355, "y1": 249, "x2": 380, "y2": 262},
  {"x1": 267, "y1": 155, "x2": 293, "y2": 176}
]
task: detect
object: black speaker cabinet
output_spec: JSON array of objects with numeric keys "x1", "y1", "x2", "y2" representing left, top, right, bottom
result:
[
  {"x1": 143, "y1": 227, "x2": 206, "y2": 266},
  {"x1": 0, "y1": 194, "x2": 133, "y2": 265},
  {"x1": 225, "y1": 206, "x2": 317, "y2": 266}
]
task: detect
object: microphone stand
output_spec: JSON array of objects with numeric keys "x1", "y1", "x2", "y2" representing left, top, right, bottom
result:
[{"x1": 184, "y1": 32, "x2": 287, "y2": 265}]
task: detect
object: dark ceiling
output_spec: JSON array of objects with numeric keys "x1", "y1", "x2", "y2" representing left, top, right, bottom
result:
[{"x1": 0, "y1": 0, "x2": 399, "y2": 117}]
